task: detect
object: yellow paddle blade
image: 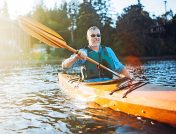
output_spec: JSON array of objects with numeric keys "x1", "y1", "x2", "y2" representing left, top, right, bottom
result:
[
  {"x1": 19, "y1": 19, "x2": 67, "y2": 48},
  {"x1": 18, "y1": 16, "x2": 77, "y2": 53},
  {"x1": 19, "y1": 21, "x2": 60, "y2": 48},
  {"x1": 19, "y1": 16, "x2": 64, "y2": 41},
  {"x1": 18, "y1": 16, "x2": 66, "y2": 48}
]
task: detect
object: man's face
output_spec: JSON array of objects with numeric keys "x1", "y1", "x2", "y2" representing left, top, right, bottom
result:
[{"x1": 87, "y1": 29, "x2": 101, "y2": 47}]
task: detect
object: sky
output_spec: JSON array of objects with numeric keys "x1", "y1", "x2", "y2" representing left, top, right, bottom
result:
[
  {"x1": 0, "y1": 0, "x2": 175, "y2": 19},
  {"x1": 111, "y1": 0, "x2": 176, "y2": 16}
]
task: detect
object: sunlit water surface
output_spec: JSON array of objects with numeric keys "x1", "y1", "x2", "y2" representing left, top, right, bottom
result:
[{"x1": 0, "y1": 60, "x2": 176, "y2": 134}]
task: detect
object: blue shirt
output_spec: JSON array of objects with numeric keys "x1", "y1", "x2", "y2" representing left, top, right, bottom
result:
[{"x1": 65, "y1": 46, "x2": 125, "y2": 73}]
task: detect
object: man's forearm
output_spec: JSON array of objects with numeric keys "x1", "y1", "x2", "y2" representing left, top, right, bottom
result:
[{"x1": 62, "y1": 55, "x2": 78, "y2": 68}]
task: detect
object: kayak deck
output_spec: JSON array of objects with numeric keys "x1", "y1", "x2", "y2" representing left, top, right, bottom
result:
[{"x1": 58, "y1": 73, "x2": 176, "y2": 126}]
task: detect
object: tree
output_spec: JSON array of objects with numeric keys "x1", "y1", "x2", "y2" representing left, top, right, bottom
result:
[
  {"x1": 32, "y1": 2, "x2": 47, "y2": 24},
  {"x1": 115, "y1": 5, "x2": 154, "y2": 57},
  {"x1": 75, "y1": 0, "x2": 101, "y2": 48},
  {"x1": 91, "y1": 0, "x2": 112, "y2": 25},
  {"x1": 100, "y1": 22, "x2": 116, "y2": 46},
  {"x1": 46, "y1": 2, "x2": 72, "y2": 57},
  {"x1": 68, "y1": 0, "x2": 80, "y2": 45},
  {"x1": 1, "y1": 1, "x2": 9, "y2": 18},
  {"x1": 46, "y1": 3, "x2": 71, "y2": 43},
  {"x1": 30, "y1": 2, "x2": 71, "y2": 57},
  {"x1": 91, "y1": 0, "x2": 115, "y2": 46}
]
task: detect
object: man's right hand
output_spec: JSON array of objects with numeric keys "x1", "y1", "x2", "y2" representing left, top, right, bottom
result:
[{"x1": 75, "y1": 50, "x2": 87, "y2": 60}]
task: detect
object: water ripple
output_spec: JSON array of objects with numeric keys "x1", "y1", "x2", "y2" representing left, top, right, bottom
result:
[{"x1": 0, "y1": 61, "x2": 176, "y2": 133}]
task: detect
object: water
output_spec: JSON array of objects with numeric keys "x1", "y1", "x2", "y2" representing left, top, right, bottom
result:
[{"x1": 0, "y1": 60, "x2": 176, "y2": 134}]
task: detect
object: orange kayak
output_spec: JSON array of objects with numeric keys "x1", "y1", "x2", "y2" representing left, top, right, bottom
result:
[{"x1": 58, "y1": 73, "x2": 176, "y2": 127}]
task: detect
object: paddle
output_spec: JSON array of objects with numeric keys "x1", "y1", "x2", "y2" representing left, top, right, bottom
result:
[{"x1": 18, "y1": 16, "x2": 129, "y2": 79}]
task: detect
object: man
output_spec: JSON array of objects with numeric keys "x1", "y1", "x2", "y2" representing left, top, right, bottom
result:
[{"x1": 62, "y1": 26, "x2": 131, "y2": 81}]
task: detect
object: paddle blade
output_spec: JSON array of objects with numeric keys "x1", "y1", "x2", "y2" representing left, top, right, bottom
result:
[
  {"x1": 18, "y1": 16, "x2": 66, "y2": 48},
  {"x1": 19, "y1": 21, "x2": 60, "y2": 48},
  {"x1": 19, "y1": 16, "x2": 64, "y2": 41}
]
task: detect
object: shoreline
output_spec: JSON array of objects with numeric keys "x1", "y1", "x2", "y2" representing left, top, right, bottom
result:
[{"x1": 0, "y1": 56, "x2": 175, "y2": 67}]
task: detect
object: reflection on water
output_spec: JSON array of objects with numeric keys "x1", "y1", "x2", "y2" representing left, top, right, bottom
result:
[
  {"x1": 0, "y1": 60, "x2": 176, "y2": 133},
  {"x1": 128, "y1": 60, "x2": 176, "y2": 87},
  {"x1": 144, "y1": 60, "x2": 176, "y2": 87}
]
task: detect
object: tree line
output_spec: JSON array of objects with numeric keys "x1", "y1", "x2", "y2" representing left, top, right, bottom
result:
[{"x1": 2, "y1": 0, "x2": 176, "y2": 58}]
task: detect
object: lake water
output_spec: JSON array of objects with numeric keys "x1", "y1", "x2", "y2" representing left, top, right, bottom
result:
[{"x1": 0, "y1": 59, "x2": 176, "y2": 134}]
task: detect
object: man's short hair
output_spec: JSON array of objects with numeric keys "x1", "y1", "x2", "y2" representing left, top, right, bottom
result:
[
  {"x1": 87, "y1": 26, "x2": 100, "y2": 37},
  {"x1": 87, "y1": 26, "x2": 99, "y2": 31}
]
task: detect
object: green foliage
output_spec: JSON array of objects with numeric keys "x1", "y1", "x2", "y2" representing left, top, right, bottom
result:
[
  {"x1": 32, "y1": 3, "x2": 47, "y2": 23},
  {"x1": 91, "y1": 0, "x2": 112, "y2": 25},
  {"x1": 101, "y1": 23, "x2": 116, "y2": 46},
  {"x1": 46, "y1": 3, "x2": 71, "y2": 43},
  {"x1": 26, "y1": 1, "x2": 176, "y2": 59},
  {"x1": 29, "y1": 1, "x2": 71, "y2": 57},
  {"x1": 67, "y1": 0, "x2": 80, "y2": 46},
  {"x1": 91, "y1": 0, "x2": 115, "y2": 47},
  {"x1": 114, "y1": 5, "x2": 176, "y2": 57},
  {"x1": 75, "y1": 1, "x2": 101, "y2": 48},
  {"x1": 115, "y1": 5, "x2": 155, "y2": 56}
]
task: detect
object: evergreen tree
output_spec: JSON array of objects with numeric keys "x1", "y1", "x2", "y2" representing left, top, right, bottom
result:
[
  {"x1": 75, "y1": 0, "x2": 101, "y2": 48},
  {"x1": 91, "y1": 0, "x2": 114, "y2": 46},
  {"x1": 46, "y1": 3, "x2": 71, "y2": 43},
  {"x1": 46, "y1": 2, "x2": 72, "y2": 57},
  {"x1": 115, "y1": 5, "x2": 154, "y2": 57},
  {"x1": 91, "y1": 0, "x2": 112, "y2": 25},
  {"x1": 30, "y1": 2, "x2": 71, "y2": 56},
  {"x1": 68, "y1": 0, "x2": 80, "y2": 46}
]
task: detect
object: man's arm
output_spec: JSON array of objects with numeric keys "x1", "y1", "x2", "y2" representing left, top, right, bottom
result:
[
  {"x1": 106, "y1": 47, "x2": 132, "y2": 79},
  {"x1": 62, "y1": 55, "x2": 78, "y2": 68},
  {"x1": 62, "y1": 50, "x2": 87, "y2": 69}
]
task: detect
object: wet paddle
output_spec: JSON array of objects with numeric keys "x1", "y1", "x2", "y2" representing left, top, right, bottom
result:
[{"x1": 18, "y1": 16, "x2": 129, "y2": 79}]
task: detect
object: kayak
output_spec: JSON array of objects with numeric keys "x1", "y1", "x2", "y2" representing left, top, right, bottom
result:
[{"x1": 58, "y1": 72, "x2": 176, "y2": 127}]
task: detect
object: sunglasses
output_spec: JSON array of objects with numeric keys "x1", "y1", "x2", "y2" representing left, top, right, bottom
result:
[{"x1": 90, "y1": 34, "x2": 101, "y2": 37}]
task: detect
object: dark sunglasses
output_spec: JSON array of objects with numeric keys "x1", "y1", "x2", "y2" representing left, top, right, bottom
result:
[{"x1": 90, "y1": 34, "x2": 101, "y2": 37}]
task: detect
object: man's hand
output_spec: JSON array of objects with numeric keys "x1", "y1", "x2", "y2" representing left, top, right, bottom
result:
[{"x1": 75, "y1": 50, "x2": 87, "y2": 60}]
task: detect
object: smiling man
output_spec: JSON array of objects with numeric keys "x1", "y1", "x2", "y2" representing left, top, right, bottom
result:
[{"x1": 62, "y1": 26, "x2": 131, "y2": 81}]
